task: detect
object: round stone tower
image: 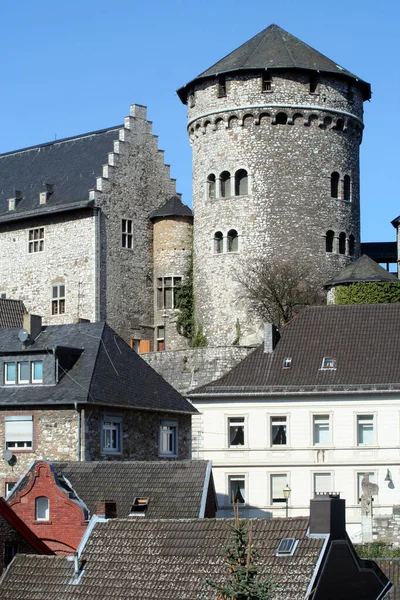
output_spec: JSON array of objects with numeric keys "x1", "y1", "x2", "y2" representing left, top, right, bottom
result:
[{"x1": 178, "y1": 24, "x2": 371, "y2": 346}]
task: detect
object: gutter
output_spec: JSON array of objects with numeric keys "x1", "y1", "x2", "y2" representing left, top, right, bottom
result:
[
  {"x1": 188, "y1": 388, "x2": 400, "y2": 399},
  {"x1": 0, "y1": 199, "x2": 94, "y2": 224}
]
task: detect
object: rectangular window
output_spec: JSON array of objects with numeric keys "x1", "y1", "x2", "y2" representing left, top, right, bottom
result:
[
  {"x1": 357, "y1": 472, "x2": 377, "y2": 503},
  {"x1": 229, "y1": 476, "x2": 245, "y2": 504},
  {"x1": 102, "y1": 416, "x2": 122, "y2": 454},
  {"x1": 156, "y1": 277, "x2": 182, "y2": 310},
  {"x1": 313, "y1": 415, "x2": 330, "y2": 445},
  {"x1": 262, "y1": 73, "x2": 272, "y2": 92},
  {"x1": 321, "y1": 357, "x2": 337, "y2": 370},
  {"x1": 157, "y1": 326, "x2": 165, "y2": 352},
  {"x1": 309, "y1": 76, "x2": 319, "y2": 94},
  {"x1": 4, "y1": 542, "x2": 19, "y2": 567},
  {"x1": 271, "y1": 416, "x2": 287, "y2": 446},
  {"x1": 314, "y1": 473, "x2": 333, "y2": 495},
  {"x1": 5, "y1": 416, "x2": 33, "y2": 450},
  {"x1": 121, "y1": 219, "x2": 133, "y2": 249},
  {"x1": 217, "y1": 76, "x2": 226, "y2": 98},
  {"x1": 0, "y1": 292, "x2": 6, "y2": 299},
  {"x1": 51, "y1": 285, "x2": 65, "y2": 315},
  {"x1": 271, "y1": 474, "x2": 288, "y2": 504},
  {"x1": 228, "y1": 417, "x2": 245, "y2": 447},
  {"x1": 5, "y1": 481, "x2": 17, "y2": 496},
  {"x1": 357, "y1": 415, "x2": 374, "y2": 445},
  {"x1": 31, "y1": 361, "x2": 43, "y2": 384},
  {"x1": 18, "y1": 362, "x2": 29, "y2": 384},
  {"x1": 159, "y1": 421, "x2": 178, "y2": 457},
  {"x1": 4, "y1": 363, "x2": 16, "y2": 385},
  {"x1": 28, "y1": 227, "x2": 44, "y2": 253}
]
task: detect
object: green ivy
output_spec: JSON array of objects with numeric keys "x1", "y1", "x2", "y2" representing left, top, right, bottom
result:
[
  {"x1": 175, "y1": 252, "x2": 207, "y2": 347},
  {"x1": 355, "y1": 542, "x2": 400, "y2": 559},
  {"x1": 334, "y1": 281, "x2": 400, "y2": 305}
]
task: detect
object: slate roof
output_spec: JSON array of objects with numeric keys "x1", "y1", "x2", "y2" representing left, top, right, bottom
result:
[
  {"x1": 177, "y1": 24, "x2": 371, "y2": 102},
  {"x1": 324, "y1": 254, "x2": 399, "y2": 286},
  {"x1": 0, "y1": 126, "x2": 120, "y2": 223},
  {"x1": 8, "y1": 460, "x2": 213, "y2": 519},
  {"x1": 0, "y1": 321, "x2": 196, "y2": 413},
  {"x1": 189, "y1": 304, "x2": 400, "y2": 396},
  {"x1": 0, "y1": 517, "x2": 324, "y2": 599},
  {"x1": 149, "y1": 195, "x2": 193, "y2": 220},
  {"x1": 0, "y1": 299, "x2": 26, "y2": 328}
]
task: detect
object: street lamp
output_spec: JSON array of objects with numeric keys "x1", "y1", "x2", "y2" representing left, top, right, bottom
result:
[
  {"x1": 161, "y1": 312, "x2": 168, "y2": 351},
  {"x1": 283, "y1": 483, "x2": 291, "y2": 518}
]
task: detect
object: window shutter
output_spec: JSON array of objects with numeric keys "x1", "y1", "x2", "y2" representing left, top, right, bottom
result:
[
  {"x1": 272, "y1": 474, "x2": 287, "y2": 500},
  {"x1": 5, "y1": 416, "x2": 33, "y2": 442},
  {"x1": 314, "y1": 473, "x2": 332, "y2": 494}
]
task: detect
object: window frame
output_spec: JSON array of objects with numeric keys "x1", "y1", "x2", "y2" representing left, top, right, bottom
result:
[
  {"x1": 101, "y1": 415, "x2": 122, "y2": 455},
  {"x1": 35, "y1": 496, "x2": 50, "y2": 521},
  {"x1": 313, "y1": 414, "x2": 331, "y2": 446},
  {"x1": 4, "y1": 362, "x2": 16, "y2": 385},
  {"x1": 28, "y1": 227, "x2": 45, "y2": 253},
  {"x1": 31, "y1": 361, "x2": 43, "y2": 384},
  {"x1": 156, "y1": 276, "x2": 182, "y2": 310},
  {"x1": 17, "y1": 362, "x2": 30, "y2": 385},
  {"x1": 357, "y1": 414, "x2": 375, "y2": 446},
  {"x1": 228, "y1": 474, "x2": 246, "y2": 505},
  {"x1": 5, "y1": 415, "x2": 33, "y2": 451},
  {"x1": 270, "y1": 473, "x2": 289, "y2": 504},
  {"x1": 313, "y1": 472, "x2": 333, "y2": 496},
  {"x1": 51, "y1": 284, "x2": 65, "y2": 315},
  {"x1": 121, "y1": 218, "x2": 133, "y2": 249},
  {"x1": 227, "y1": 416, "x2": 246, "y2": 448},
  {"x1": 270, "y1": 415, "x2": 288, "y2": 447},
  {"x1": 159, "y1": 420, "x2": 178, "y2": 457}
]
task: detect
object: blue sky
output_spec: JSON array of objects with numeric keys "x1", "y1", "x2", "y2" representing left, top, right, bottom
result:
[{"x1": 0, "y1": 0, "x2": 398, "y2": 242}]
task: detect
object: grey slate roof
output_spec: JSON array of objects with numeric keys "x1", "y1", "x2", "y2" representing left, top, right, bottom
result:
[
  {"x1": 148, "y1": 195, "x2": 193, "y2": 220},
  {"x1": 9, "y1": 460, "x2": 213, "y2": 519},
  {"x1": 0, "y1": 299, "x2": 26, "y2": 328},
  {"x1": 324, "y1": 254, "x2": 399, "y2": 286},
  {"x1": 0, "y1": 517, "x2": 324, "y2": 599},
  {"x1": 177, "y1": 24, "x2": 371, "y2": 102},
  {"x1": 0, "y1": 321, "x2": 196, "y2": 413},
  {"x1": 0, "y1": 126, "x2": 120, "y2": 223},
  {"x1": 189, "y1": 304, "x2": 400, "y2": 395}
]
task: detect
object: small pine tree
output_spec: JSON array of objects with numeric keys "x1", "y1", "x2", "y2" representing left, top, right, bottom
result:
[{"x1": 206, "y1": 504, "x2": 272, "y2": 600}]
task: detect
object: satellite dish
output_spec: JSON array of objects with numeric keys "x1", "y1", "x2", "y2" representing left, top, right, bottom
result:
[
  {"x1": 18, "y1": 329, "x2": 29, "y2": 343},
  {"x1": 3, "y1": 449, "x2": 13, "y2": 463}
]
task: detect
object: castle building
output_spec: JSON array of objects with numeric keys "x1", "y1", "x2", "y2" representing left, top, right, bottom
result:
[{"x1": 177, "y1": 24, "x2": 371, "y2": 346}]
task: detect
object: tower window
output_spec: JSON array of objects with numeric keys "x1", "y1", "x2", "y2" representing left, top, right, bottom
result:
[
  {"x1": 214, "y1": 231, "x2": 223, "y2": 254},
  {"x1": 331, "y1": 172, "x2": 339, "y2": 198},
  {"x1": 347, "y1": 83, "x2": 354, "y2": 102},
  {"x1": 220, "y1": 171, "x2": 231, "y2": 198},
  {"x1": 217, "y1": 76, "x2": 226, "y2": 98},
  {"x1": 343, "y1": 175, "x2": 351, "y2": 201},
  {"x1": 338, "y1": 232, "x2": 346, "y2": 255},
  {"x1": 326, "y1": 230, "x2": 334, "y2": 253},
  {"x1": 157, "y1": 277, "x2": 182, "y2": 309},
  {"x1": 309, "y1": 75, "x2": 319, "y2": 94},
  {"x1": 207, "y1": 174, "x2": 216, "y2": 200},
  {"x1": 235, "y1": 170, "x2": 248, "y2": 196},
  {"x1": 349, "y1": 234, "x2": 355, "y2": 256},
  {"x1": 227, "y1": 229, "x2": 238, "y2": 252},
  {"x1": 335, "y1": 119, "x2": 344, "y2": 131},
  {"x1": 275, "y1": 112, "x2": 288, "y2": 125},
  {"x1": 262, "y1": 73, "x2": 272, "y2": 92}
]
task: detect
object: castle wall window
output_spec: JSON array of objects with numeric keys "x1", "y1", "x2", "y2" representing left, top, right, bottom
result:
[
  {"x1": 121, "y1": 218, "x2": 133, "y2": 249},
  {"x1": 157, "y1": 277, "x2": 182, "y2": 309},
  {"x1": 28, "y1": 227, "x2": 44, "y2": 253},
  {"x1": 220, "y1": 171, "x2": 231, "y2": 198},
  {"x1": 227, "y1": 229, "x2": 238, "y2": 252},
  {"x1": 51, "y1": 285, "x2": 65, "y2": 315},
  {"x1": 217, "y1": 76, "x2": 226, "y2": 98},
  {"x1": 331, "y1": 172, "x2": 339, "y2": 198},
  {"x1": 5, "y1": 415, "x2": 33, "y2": 450},
  {"x1": 35, "y1": 497, "x2": 50, "y2": 521},
  {"x1": 343, "y1": 175, "x2": 351, "y2": 201},
  {"x1": 214, "y1": 232, "x2": 223, "y2": 254},
  {"x1": 102, "y1": 415, "x2": 122, "y2": 454},
  {"x1": 275, "y1": 112, "x2": 288, "y2": 125},
  {"x1": 207, "y1": 174, "x2": 216, "y2": 199},
  {"x1": 349, "y1": 234, "x2": 355, "y2": 256},
  {"x1": 335, "y1": 119, "x2": 344, "y2": 131},
  {"x1": 156, "y1": 326, "x2": 165, "y2": 352},
  {"x1": 338, "y1": 232, "x2": 346, "y2": 255},
  {"x1": 262, "y1": 73, "x2": 272, "y2": 92},
  {"x1": 325, "y1": 230, "x2": 334, "y2": 253},
  {"x1": 159, "y1": 421, "x2": 178, "y2": 457},
  {"x1": 235, "y1": 170, "x2": 248, "y2": 196},
  {"x1": 309, "y1": 75, "x2": 319, "y2": 94}
]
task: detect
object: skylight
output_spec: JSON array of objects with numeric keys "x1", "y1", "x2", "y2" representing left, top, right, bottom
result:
[
  {"x1": 276, "y1": 537, "x2": 297, "y2": 556},
  {"x1": 321, "y1": 357, "x2": 337, "y2": 370},
  {"x1": 129, "y1": 497, "x2": 149, "y2": 517},
  {"x1": 282, "y1": 357, "x2": 292, "y2": 369}
]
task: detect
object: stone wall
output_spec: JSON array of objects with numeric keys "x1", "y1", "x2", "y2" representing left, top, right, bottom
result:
[
  {"x1": 142, "y1": 345, "x2": 255, "y2": 395},
  {"x1": 374, "y1": 508, "x2": 400, "y2": 545}
]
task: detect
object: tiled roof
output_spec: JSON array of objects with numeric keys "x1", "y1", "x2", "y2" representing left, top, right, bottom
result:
[
  {"x1": 189, "y1": 304, "x2": 400, "y2": 395},
  {"x1": 0, "y1": 299, "x2": 26, "y2": 328},
  {"x1": 42, "y1": 460, "x2": 212, "y2": 519},
  {"x1": 324, "y1": 254, "x2": 399, "y2": 286},
  {"x1": 0, "y1": 498, "x2": 53, "y2": 556},
  {"x1": 0, "y1": 517, "x2": 324, "y2": 599},
  {"x1": 0, "y1": 321, "x2": 196, "y2": 413},
  {"x1": 0, "y1": 127, "x2": 120, "y2": 223},
  {"x1": 177, "y1": 24, "x2": 371, "y2": 102},
  {"x1": 149, "y1": 195, "x2": 193, "y2": 220}
]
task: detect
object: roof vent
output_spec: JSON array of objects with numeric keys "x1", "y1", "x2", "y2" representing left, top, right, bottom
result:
[
  {"x1": 276, "y1": 537, "x2": 298, "y2": 556},
  {"x1": 129, "y1": 497, "x2": 149, "y2": 517},
  {"x1": 40, "y1": 184, "x2": 54, "y2": 205},
  {"x1": 7, "y1": 190, "x2": 23, "y2": 211}
]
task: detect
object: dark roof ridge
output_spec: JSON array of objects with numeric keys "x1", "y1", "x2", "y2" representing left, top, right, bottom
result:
[{"x1": 86, "y1": 322, "x2": 106, "y2": 402}]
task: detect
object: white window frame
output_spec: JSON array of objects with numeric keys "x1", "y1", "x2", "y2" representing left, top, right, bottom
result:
[
  {"x1": 51, "y1": 284, "x2": 66, "y2": 315},
  {"x1": 357, "y1": 414, "x2": 375, "y2": 446},
  {"x1": 227, "y1": 416, "x2": 246, "y2": 448},
  {"x1": 5, "y1": 415, "x2": 33, "y2": 450},
  {"x1": 313, "y1": 414, "x2": 331, "y2": 446},
  {"x1": 228, "y1": 474, "x2": 246, "y2": 505},
  {"x1": 121, "y1": 218, "x2": 133, "y2": 249},
  {"x1": 4, "y1": 362, "x2": 16, "y2": 385},
  {"x1": 35, "y1": 496, "x2": 50, "y2": 521},
  {"x1": 320, "y1": 357, "x2": 337, "y2": 370},
  {"x1": 31, "y1": 361, "x2": 43, "y2": 384},
  {"x1": 28, "y1": 227, "x2": 45, "y2": 253},
  {"x1": 270, "y1": 415, "x2": 288, "y2": 447},
  {"x1": 313, "y1": 472, "x2": 333, "y2": 496},
  {"x1": 270, "y1": 473, "x2": 289, "y2": 504},
  {"x1": 159, "y1": 420, "x2": 178, "y2": 457},
  {"x1": 102, "y1": 415, "x2": 122, "y2": 455},
  {"x1": 17, "y1": 362, "x2": 30, "y2": 384}
]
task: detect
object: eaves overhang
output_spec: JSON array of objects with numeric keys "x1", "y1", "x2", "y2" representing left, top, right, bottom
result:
[
  {"x1": 188, "y1": 385, "x2": 400, "y2": 399},
  {"x1": 0, "y1": 199, "x2": 95, "y2": 224}
]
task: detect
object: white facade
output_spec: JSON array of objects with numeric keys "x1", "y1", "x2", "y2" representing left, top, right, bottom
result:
[{"x1": 192, "y1": 392, "x2": 400, "y2": 540}]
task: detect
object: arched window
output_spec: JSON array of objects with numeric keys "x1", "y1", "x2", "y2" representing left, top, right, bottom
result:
[
  {"x1": 335, "y1": 119, "x2": 344, "y2": 131},
  {"x1": 235, "y1": 170, "x2": 248, "y2": 196},
  {"x1": 220, "y1": 171, "x2": 231, "y2": 198},
  {"x1": 326, "y1": 230, "x2": 334, "y2": 253},
  {"x1": 275, "y1": 112, "x2": 288, "y2": 125},
  {"x1": 214, "y1": 231, "x2": 223, "y2": 254},
  {"x1": 36, "y1": 496, "x2": 49, "y2": 521},
  {"x1": 331, "y1": 172, "x2": 339, "y2": 198},
  {"x1": 349, "y1": 234, "x2": 355, "y2": 256},
  {"x1": 343, "y1": 175, "x2": 351, "y2": 201},
  {"x1": 339, "y1": 232, "x2": 346, "y2": 255},
  {"x1": 227, "y1": 229, "x2": 238, "y2": 252},
  {"x1": 207, "y1": 174, "x2": 216, "y2": 200}
]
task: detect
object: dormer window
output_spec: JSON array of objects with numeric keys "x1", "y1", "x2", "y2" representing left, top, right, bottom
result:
[
  {"x1": 282, "y1": 357, "x2": 292, "y2": 369},
  {"x1": 8, "y1": 198, "x2": 16, "y2": 211},
  {"x1": 3, "y1": 360, "x2": 44, "y2": 385},
  {"x1": 129, "y1": 497, "x2": 149, "y2": 517},
  {"x1": 321, "y1": 357, "x2": 337, "y2": 370}
]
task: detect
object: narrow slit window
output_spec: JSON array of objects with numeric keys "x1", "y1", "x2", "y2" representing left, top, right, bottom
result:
[
  {"x1": 217, "y1": 76, "x2": 226, "y2": 98},
  {"x1": 331, "y1": 172, "x2": 339, "y2": 198},
  {"x1": 122, "y1": 219, "x2": 133, "y2": 249},
  {"x1": 325, "y1": 230, "x2": 334, "y2": 253},
  {"x1": 338, "y1": 232, "x2": 346, "y2": 255},
  {"x1": 343, "y1": 175, "x2": 351, "y2": 201},
  {"x1": 207, "y1": 174, "x2": 216, "y2": 199},
  {"x1": 309, "y1": 76, "x2": 319, "y2": 94},
  {"x1": 349, "y1": 234, "x2": 355, "y2": 256}
]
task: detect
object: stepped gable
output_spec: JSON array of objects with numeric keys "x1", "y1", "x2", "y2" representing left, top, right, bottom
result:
[
  {"x1": 325, "y1": 254, "x2": 399, "y2": 287},
  {"x1": 149, "y1": 195, "x2": 193, "y2": 220},
  {"x1": 177, "y1": 24, "x2": 371, "y2": 101},
  {"x1": 189, "y1": 304, "x2": 400, "y2": 394},
  {"x1": 0, "y1": 299, "x2": 26, "y2": 328}
]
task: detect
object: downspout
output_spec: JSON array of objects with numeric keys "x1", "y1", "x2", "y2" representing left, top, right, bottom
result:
[{"x1": 74, "y1": 402, "x2": 82, "y2": 462}]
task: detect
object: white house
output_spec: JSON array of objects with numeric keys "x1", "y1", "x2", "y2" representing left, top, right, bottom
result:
[{"x1": 188, "y1": 304, "x2": 400, "y2": 540}]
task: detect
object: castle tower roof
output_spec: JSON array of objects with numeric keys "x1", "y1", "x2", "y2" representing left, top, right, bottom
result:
[
  {"x1": 324, "y1": 254, "x2": 399, "y2": 288},
  {"x1": 149, "y1": 196, "x2": 193, "y2": 221},
  {"x1": 177, "y1": 24, "x2": 371, "y2": 102}
]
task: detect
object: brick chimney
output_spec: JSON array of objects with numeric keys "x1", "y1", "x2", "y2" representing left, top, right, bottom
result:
[
  {"x1": 95, "y1": 500, "x2": 117, "y2": 519},
  {"x1": 309, "y1": 493, "x2": 346, "y2": 540}
]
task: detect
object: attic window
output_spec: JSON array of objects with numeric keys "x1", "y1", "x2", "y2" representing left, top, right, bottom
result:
[
  {"x1": 217, "y1": 76, "x2": 226, "y2": 98},
  {"x1": 321, "y1": 357, "x2": 337, "y2": 370},
  {"x1": 129, "y1": 497, "x2": 149, "y2": 516},
  {"x1": 276, "y1": 537, "x2": 297, "y2": 556},
  {"x1": 8, "y1": 198, "x2": 16, "y2": 211},
  {"x1": 282, "y1": 358, "x2": 292, "y2": 369}
]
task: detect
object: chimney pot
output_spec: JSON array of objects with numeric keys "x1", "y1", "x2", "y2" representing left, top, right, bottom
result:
[{"x1": 95, "y1": 500, "x2": 117, "y2": 519}]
